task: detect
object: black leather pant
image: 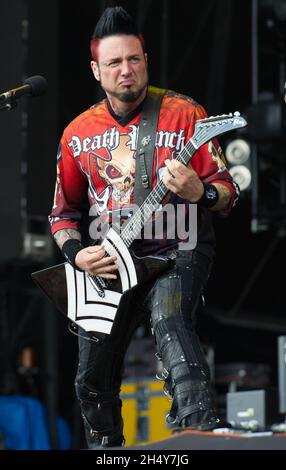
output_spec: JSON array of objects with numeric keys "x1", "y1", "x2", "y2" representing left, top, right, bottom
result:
[{"x1": 74, "y1": 250, "x2": 217, "y2": 448}]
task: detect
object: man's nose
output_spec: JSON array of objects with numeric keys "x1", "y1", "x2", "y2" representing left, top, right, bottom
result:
[{"x1": 121, "y1": 60, "x2": 132, "y2": 76}]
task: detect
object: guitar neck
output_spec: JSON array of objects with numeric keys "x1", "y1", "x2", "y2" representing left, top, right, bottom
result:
[
  {"x1": 120, "y1": 139, "x2": 197, "y2": 247},
  {"x1": 120, "y1": 112, "x2": 247, "y2": 247}
]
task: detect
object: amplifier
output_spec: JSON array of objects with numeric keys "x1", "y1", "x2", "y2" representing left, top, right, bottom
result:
[{"x1": 227, "y1": 389, "x2": 279, "y2": 431}]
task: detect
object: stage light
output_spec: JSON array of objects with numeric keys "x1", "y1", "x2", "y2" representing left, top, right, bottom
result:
[
  {"x1": 225, "y1": 139, "x2": 251, "y2": 165},
  {"x1": 229, "y1": 165, "x2": 252, "y2": 192},
  {"x1": 225, "y1": 138, "x2": 252, "y2": 191}
]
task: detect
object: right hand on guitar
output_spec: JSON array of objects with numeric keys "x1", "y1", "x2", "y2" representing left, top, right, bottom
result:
[{"x1": 75, "y1": 245, "x2": 118, "y2": 279}]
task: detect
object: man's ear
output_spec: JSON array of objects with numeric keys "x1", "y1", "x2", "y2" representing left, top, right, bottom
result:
[{"x1": 91, "y1": 61, "x2": 100, "y2": 81}]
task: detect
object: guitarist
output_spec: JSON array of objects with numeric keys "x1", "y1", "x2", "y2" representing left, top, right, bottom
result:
[{"x1": 49, "y1": 7, "x2": 240, "y2": 448}]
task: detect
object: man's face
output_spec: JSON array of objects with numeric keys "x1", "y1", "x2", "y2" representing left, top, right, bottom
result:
[{"x1": 91, "y1": 34, "x2": 148, "y2": 103}]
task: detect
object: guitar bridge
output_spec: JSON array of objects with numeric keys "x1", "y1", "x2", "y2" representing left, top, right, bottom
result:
[{"x1": 87, "y1": 274, "x2": 106, "y2": 298}]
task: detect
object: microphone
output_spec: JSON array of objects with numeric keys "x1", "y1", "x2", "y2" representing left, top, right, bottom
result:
[{"x1": 0, "y1": 75, "x2": 48, "y2": 104}]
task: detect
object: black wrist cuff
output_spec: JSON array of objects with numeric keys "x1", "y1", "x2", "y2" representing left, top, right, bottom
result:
[
  {"x1": 62, "y1": 239, "x2": 84, "y2": 271},
  {"x1": 197, "y1": 183, "x2": 219, "y2": 208}
]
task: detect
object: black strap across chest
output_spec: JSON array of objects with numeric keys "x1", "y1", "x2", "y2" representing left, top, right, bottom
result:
[{"x1": 133, "y1": 86, "x2": 166, "y2": 207}]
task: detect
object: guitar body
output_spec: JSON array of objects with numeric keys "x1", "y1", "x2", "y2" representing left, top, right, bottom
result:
[{"x1": 32, "y1": 228, "x2": 174, "y2": 334}]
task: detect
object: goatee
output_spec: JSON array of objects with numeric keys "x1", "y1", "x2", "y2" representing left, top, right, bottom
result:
[{"x1": 103, "y1": 85, "x2": 147, "y2": 103}]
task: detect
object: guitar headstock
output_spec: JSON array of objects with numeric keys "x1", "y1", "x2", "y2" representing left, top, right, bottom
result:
[{"x1": 192, "y1": 112, "x2": 247, "y2": 148}]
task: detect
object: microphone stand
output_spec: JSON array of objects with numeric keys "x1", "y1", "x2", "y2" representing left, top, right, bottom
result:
[{"x1": 0, "y1": 98, "x2": 19, "y2": 112}]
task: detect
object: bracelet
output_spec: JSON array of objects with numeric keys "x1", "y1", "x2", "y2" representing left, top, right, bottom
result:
[
  {"x1": 196, "y1": 183, "x2": 219, "y2": 208},
  {"x1": 62, "y1": 239, "x2": 84, "y2": 271}
]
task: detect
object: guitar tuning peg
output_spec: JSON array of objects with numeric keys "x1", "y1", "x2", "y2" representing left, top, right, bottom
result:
[{"x1": 234, "y1": 111, "x2": 240, "y2": 117}]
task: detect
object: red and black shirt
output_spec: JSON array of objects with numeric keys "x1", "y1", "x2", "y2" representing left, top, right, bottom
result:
[{"x1": 49, "y1": 89, "x2": 239, "y2": 257}]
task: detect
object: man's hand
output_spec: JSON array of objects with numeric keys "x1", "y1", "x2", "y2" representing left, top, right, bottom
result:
[
  {"x1": 75, "y1": 245, "x2": 118, "y2": 279},
  {"x1": 162, "y1": 159, "x2": 204, "y2": 202}
]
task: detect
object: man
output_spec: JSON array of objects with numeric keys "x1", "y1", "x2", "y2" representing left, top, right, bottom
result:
[{"x1": 49, "y1": 7, "x2": 239, "y2": 448}]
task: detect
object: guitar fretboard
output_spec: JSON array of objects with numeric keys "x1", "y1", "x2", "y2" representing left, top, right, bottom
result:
[
  {"x1": 120, "y1": 113, "x2": 246, "y2": 247},
  {"x1": 120, "y1": 140, "x2": 197, "y2": 247}
]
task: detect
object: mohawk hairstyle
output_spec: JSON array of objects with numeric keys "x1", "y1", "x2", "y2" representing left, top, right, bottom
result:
[
  {"x1": 90, "y1": 6, "x2": 145, "y2": 61},
  {"x1": 92, "y1": 6, "x2": 139, "y2": 39}
]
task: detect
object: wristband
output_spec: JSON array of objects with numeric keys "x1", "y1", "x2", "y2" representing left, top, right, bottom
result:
[
  {"x1": 196, "y1": 183, "x2": 219, "y2": 208},
  {"x1": 62, "y1": 239, "x2": 84, "y2": 271}
]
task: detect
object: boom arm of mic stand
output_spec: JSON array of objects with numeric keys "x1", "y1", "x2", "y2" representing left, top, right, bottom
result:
[{"x1": 0, "y1": 100, "x2": 19, "y2": 112}]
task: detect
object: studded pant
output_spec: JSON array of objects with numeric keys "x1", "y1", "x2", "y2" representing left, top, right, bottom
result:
[
  {"x1": 146, "y1": 250, "x2": 217, "y2": 428},
  {"x1": 75, "y1": 250, "x2": 217, "y2": 447}
]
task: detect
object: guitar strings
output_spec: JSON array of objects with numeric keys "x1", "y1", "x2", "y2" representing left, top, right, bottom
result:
[
  {"x1": 121, "y1": 122, "x2": 231, "y2": 246},
  {"x1": 120, "y1": 140, "x2": 198, "y2": 246}
]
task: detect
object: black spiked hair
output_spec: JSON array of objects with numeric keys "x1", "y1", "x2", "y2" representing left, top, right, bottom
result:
[{"x1": 92, "y1": 6, "x2": 139, "y2": 39}]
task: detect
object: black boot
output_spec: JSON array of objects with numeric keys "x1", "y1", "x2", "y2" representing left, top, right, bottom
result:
[
  {"x1": 82, "y1": 415, "x2": 125, "y2": 448},
  {"x1": 180, "y1": 413, "x2": 232, "y2": 431},
  {"x1": 76, "y1": 389, "x2": 125, "y2": 449}
]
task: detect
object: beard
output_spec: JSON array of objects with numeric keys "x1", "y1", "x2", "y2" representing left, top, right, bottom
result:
[
  {"x1": 108, "y1": 87, "x2": 145, "y2": 103},
  {"x1": 102, "y1": 83, "x2": 147, "y2": 103}
]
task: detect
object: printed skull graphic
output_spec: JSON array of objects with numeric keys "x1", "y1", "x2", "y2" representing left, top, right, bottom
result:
[{"x1": 94, "y1": 134, "x2": 136, "y2": 206}]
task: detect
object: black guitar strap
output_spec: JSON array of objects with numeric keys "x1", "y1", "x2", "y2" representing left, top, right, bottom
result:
[{"x1": 133, "y1": 86, "x2": 166, "y2": 207}]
